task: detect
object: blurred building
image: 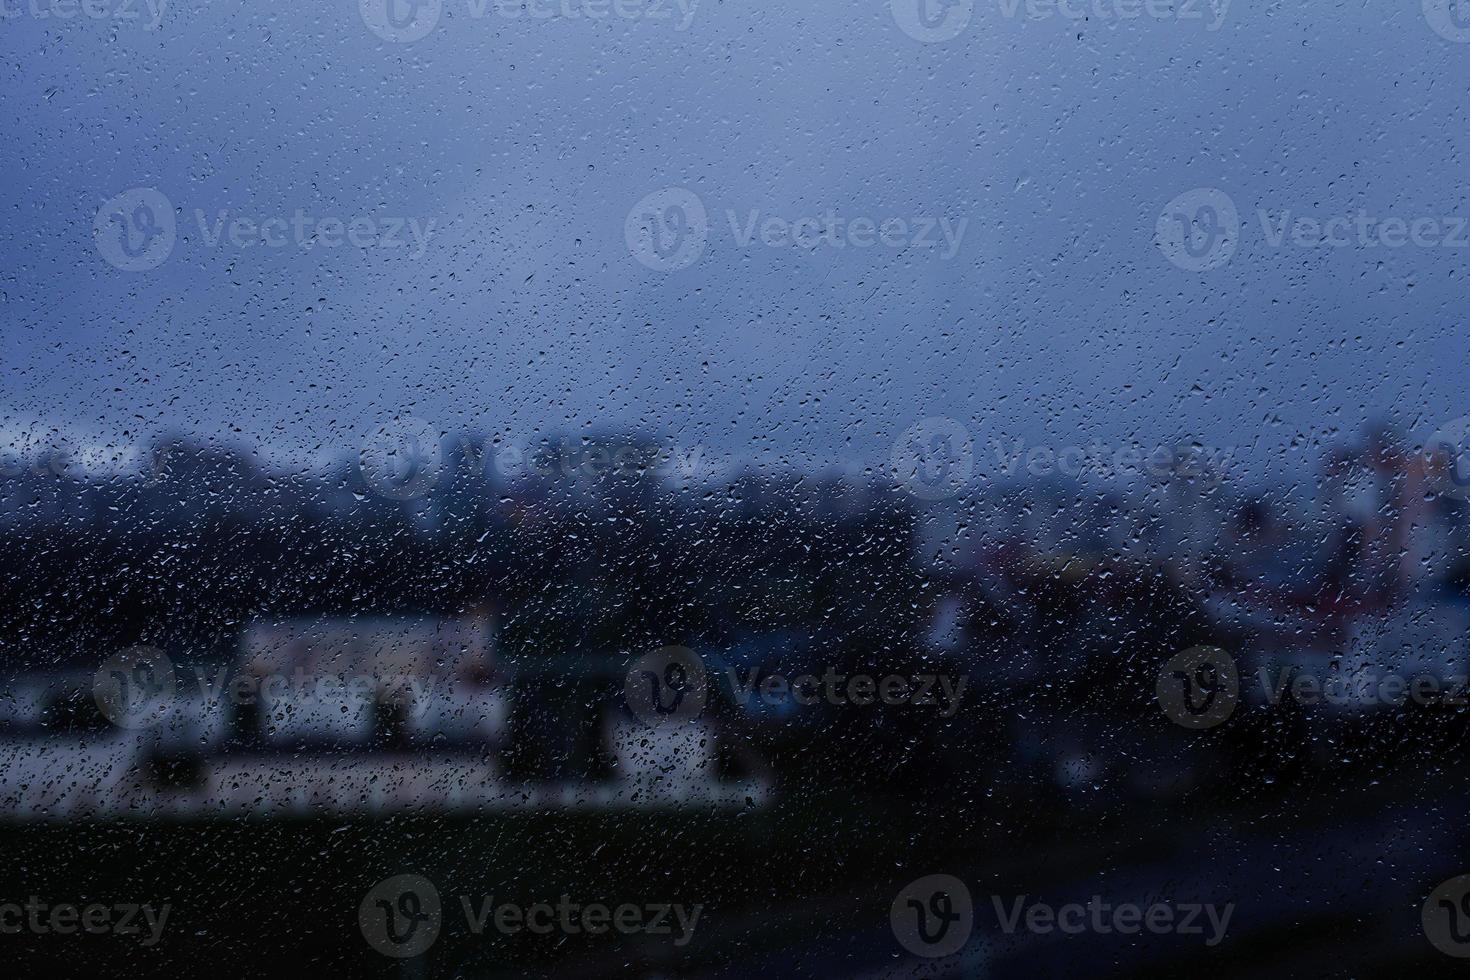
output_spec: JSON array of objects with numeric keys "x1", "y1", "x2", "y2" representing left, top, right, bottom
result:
[{"x1": 0, "y1": 610, "x2": 770, "y2": 821}]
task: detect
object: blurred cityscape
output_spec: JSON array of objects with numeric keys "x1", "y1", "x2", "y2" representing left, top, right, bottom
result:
[{"x1": 1, "y1": 423, "x2": 1469, "y2": 976}]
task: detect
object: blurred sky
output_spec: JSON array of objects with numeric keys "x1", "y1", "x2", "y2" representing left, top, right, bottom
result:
[{"x1": 1, "y1": 0, "x2": 1467, "y2": 487}]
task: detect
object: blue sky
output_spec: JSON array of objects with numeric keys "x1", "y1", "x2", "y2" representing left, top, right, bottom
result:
[{"x1": 1, "y1": 0, "x2": 1467, "y2": 489}]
